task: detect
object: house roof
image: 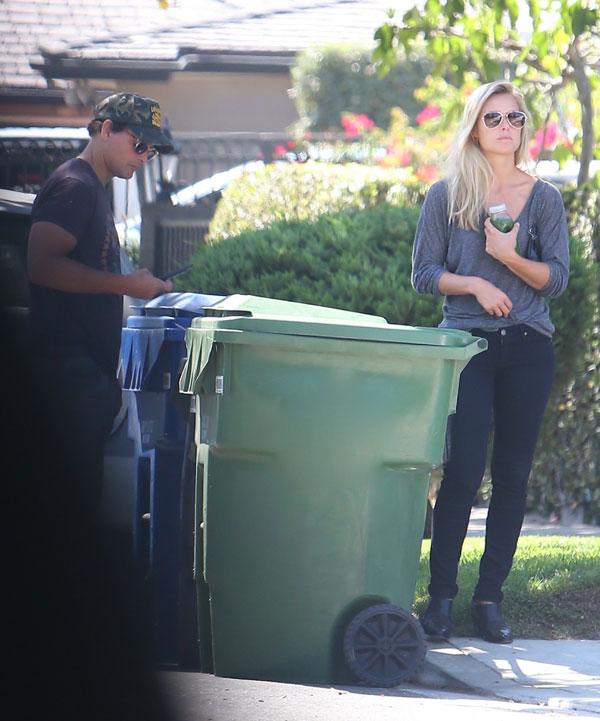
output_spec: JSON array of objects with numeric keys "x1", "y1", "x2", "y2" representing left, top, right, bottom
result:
[{"x1": 2, "y1": 0, "x2": 409, "y2": 90}]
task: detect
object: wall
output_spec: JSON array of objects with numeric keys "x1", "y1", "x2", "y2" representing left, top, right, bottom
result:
[{"x1": 116, "y1": 71, "x2": 299, "y2": 133}]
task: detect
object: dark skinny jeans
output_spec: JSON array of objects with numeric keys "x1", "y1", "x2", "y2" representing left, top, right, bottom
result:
[{"x1": 428, "y1": 324, "x2": 554, "y2": 603}]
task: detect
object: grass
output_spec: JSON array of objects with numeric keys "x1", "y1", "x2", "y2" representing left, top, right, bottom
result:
[{"x1": 413, "y1": 536, "x2": 600, "y2": 639}]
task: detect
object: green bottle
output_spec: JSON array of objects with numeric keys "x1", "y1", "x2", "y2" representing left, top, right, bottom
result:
[{"x1": 488, "y1": 203, "x2": 514, "y2": 233}]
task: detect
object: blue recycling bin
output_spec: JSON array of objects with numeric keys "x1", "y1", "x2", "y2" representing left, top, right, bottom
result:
[{"x1": 119, "y1": 292, "x2": 224, "y2": 667}]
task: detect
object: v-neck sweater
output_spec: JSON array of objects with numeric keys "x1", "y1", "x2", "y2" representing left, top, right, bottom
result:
[{"x1": 411, "y1": 178, "x2": 569, "y2": 336}]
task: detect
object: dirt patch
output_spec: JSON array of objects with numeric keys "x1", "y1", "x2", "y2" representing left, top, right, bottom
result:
[{"x1": 515, "y1": 585, "x2": 600, "y2": 640}]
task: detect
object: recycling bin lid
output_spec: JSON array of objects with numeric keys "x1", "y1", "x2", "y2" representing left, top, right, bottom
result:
[
  {"x1": 190, "y1": 313, "x2": 485, "y2": 349},
  {"x1": 203, "y1": 294, "x2": 388, "y2": 325},
  {"x1": 126, "y1": 315, "x2": 193, "y2": 329},
  {"x1": 132, "y1": 292, "x2": 225, "y2": 318}
]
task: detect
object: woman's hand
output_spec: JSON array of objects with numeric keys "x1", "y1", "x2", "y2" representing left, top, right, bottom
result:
[
  {"x1": 484, "y1": 218, "x2": 520, "y2": 264},
  {"x1": 471, "y1": 277, "x2": 513, "y2": 317}
]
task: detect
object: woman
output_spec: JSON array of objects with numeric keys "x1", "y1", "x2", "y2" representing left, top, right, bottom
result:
[{"x1": 412, "y1": 80, "x2": 569, "y2": 643}]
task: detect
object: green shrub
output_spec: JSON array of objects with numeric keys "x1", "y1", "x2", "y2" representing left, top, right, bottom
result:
[
  {"x1": 207, "y1": 162, "x2": 426, "y2": 242},
  {"x1": 186, "y1": 163, "x2": 599, "y2": 523},
  {"x1": 561, "y1": 176, "x2": 600, "y2": 262},
  {"x1": 290, "y1": 44, "x2": 430, "y2": 131},
  {"x1": 527, "y1": 180, "x2": 600, "y2": 523},
  {"x1": 184, "y1": 203, "x2": 441, "y2": 328}
]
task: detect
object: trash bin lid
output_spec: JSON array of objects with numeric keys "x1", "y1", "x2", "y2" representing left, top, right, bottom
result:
[
  {"x1": 204, "y1": 294, "x2": 388, "y2": 324},
  {"x1": 190, "y1": 314, "x2": 481, "y2": 349},
  {"x1": 180, "y1": 315, "x2": 487, "y2": 396}
]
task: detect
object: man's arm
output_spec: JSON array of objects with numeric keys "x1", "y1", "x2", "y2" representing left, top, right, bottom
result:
[{"x1": 28, "y1": 221, "x2": 172, "y2": 299}]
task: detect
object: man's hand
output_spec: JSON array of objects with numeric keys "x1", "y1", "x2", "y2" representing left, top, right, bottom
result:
[
  {"x1": 124, "y1": 269, "x2": 173, "y2": 299},
  {"x1": 471, "y1": 277, "x2": 513, "y2": 317},
  {"x1": 484, "y1": 218, "x2": 520, "y2": 264}
]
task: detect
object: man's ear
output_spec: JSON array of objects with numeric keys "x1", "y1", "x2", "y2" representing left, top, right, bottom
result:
[{"x1": 99, "y1": 119, "x2": 113, "y2": 139}]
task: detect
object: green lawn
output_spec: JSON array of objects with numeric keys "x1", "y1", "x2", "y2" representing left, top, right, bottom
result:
[{"x1": 413, "y1": 536, "x2": 600, "y2": 639}]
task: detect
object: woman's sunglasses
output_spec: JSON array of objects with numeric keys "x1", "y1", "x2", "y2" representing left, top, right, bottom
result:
[
  {"x1": 127, "y1": 130, "x2": 157, "y2": 160},
  {"x1": 481, "y1": 111, "x2": 527, "y2": 129}
]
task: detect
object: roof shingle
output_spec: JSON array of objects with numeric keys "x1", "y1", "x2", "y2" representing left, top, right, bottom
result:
[{"x1": 1, "y1": 1, "x2": 413, "y2": 91}]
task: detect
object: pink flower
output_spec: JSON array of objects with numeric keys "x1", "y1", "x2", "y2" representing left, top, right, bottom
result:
[
  {"x1": 341, "y1": 112, "x2": 375, "y2": 137},
  {"x1": 415, "y1": 165, "x2": 439, "y2": 183},
  {"x1": 385, "y1": 146, "x2": 411, "y2": 166},
  {"x1": 397, "y1": 149, "x2": 411, "y2": 167},
  {"x1": 529, "y1": 121, "x2": 569, "y2": 159},
  {"x1": 415, "y1": 104, "x2": 440, "y2": 125},
  {"x1": 274, "y1": 144, "x2": 287, "y2": 158}
]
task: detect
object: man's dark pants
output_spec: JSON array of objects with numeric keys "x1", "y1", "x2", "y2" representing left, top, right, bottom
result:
[{"x1": 33, "y1": 353, "x2": 120, "y2": 521}]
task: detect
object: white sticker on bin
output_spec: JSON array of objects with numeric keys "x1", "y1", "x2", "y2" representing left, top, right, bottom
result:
[{"x1": 215, "y1": 375, "x2": 224, "y2": 394}]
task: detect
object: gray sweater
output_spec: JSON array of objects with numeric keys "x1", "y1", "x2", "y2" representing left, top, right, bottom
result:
[{"x1": 411, "y1": 178, "x2": 569, "y2": 336}]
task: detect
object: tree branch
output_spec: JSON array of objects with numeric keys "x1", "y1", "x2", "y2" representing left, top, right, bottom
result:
[{"x1": 569, "y1": 39, "x2": 594, "y2": 186}]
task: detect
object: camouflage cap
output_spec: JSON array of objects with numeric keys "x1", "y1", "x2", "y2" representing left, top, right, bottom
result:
[{"x1": 92, "y1": 92, "x2": 174, "y2": 154}]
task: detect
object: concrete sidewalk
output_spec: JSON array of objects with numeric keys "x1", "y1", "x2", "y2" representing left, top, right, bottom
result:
[
  {"x1": 419, "y1": 638, "x2": 600, "y2": 715},
  {"x1": 467, "y1": 506, "x2": 600, "y2": 537},
  {"x1": 417, "y1": 506, "x2": 600, "y2": 713}
]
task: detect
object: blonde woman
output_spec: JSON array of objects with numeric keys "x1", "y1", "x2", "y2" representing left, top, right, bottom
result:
[{"x1": 412, "y1": 81, "x2": 569, "y2": 643}]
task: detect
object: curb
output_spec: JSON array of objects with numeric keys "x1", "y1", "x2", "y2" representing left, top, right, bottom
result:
[
  {"x1": 415, "y1": 641, "x2": 600, "y2": 716},
  {"x1": 411, "y1": 658, "x2": 476, "y2": 693}
]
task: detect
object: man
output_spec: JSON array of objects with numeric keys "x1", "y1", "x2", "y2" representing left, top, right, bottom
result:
[{"x1": 27, "y1": 92, "x2": 173, "y2": 520}]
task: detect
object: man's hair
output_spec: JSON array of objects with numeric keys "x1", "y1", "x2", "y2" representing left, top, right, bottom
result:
[{"x1": 87, "y1": 119, "x2": 128, "y2": 138}]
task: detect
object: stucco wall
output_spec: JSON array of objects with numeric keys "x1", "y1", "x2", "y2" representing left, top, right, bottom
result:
[{"x1": 115, "y1": 71, "x2": 299, "y2": 133}]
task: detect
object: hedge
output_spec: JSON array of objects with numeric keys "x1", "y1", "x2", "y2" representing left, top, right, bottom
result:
[
  {"x1": 182, "y1": 163, "x2": 599, "y2": 522},
  {"x1": 528, "y1": 179, "x2": 600, "y2": 523},
  {"x1": 206, "y1": 162, "x2": 426, "y2": 242},
  {"x1": 186, "y1": 203, "x2": 441, "y2": 328}
]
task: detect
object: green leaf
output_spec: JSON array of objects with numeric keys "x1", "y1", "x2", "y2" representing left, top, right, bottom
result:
[
  {"x1": 374, "y1": 23, "x2": 394, "y2": 51},
  {"x1": 482, "y1": 56, "x2": 501, "y2": 80},
  {"x1": 505, "y1": 0, "x2": 520, "y2": 26},
  {"x1": 540, "y1": 52, "x2": 564, "y2": 76},
  {"x1": 425, "y1": 0, "x2": 442, "y2": 15},
  {"x1": 553, "y1": 143, "x2": 575, "y2": 167},
  {"x1": 532, "y1": 30, "x2": 550, "y2": 60},
  {"x1": 402, "y1": 6, "x2": 423, "y2": 25},
  {"x1": 527, "y1": 0, "x2": 541, "y2": 26},
  {"x1": 560, "y1": 0, "x2": 573, "y2": 35},
  {"x1": 450, "y1": 0, "x2": 465, "y2": 19},
  {"x1": 572, "y1": 4, "x2": 599, "y2": 37}
]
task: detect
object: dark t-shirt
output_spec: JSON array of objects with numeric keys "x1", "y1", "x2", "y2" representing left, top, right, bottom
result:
[{"x1": 30, "y1": 158, "x2": 123, "y2": 377}]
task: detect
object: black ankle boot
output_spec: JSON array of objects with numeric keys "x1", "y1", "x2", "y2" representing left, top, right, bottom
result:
[
  {"x1": 420, "y1": 597, "x2": 453, "y2": 640},
  {"x1": 471, "y1": 601, "x2": 513, "y2": 644}
]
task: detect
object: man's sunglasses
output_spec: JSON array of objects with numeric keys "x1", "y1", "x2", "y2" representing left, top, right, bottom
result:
[
  {"x1": 127, "y1": 131, "x2": 157, "y2": 160},
  {"x1": 481, "y1": 111, "x2": 527, "y2": 129}
]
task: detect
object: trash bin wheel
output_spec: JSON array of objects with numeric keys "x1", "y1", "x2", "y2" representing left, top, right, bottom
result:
[{"x1": 343, "y1": 603, "x2": 426, "y2": 687}]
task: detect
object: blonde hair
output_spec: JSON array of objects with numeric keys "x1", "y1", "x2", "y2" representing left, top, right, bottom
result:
[{"x1": 445, "y1": 81, "x2": 532, "y2": 230}]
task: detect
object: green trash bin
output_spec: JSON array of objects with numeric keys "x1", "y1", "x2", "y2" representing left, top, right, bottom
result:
[{"x1": 179, "y1": 298, "x2": 486, "y2": 687}]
